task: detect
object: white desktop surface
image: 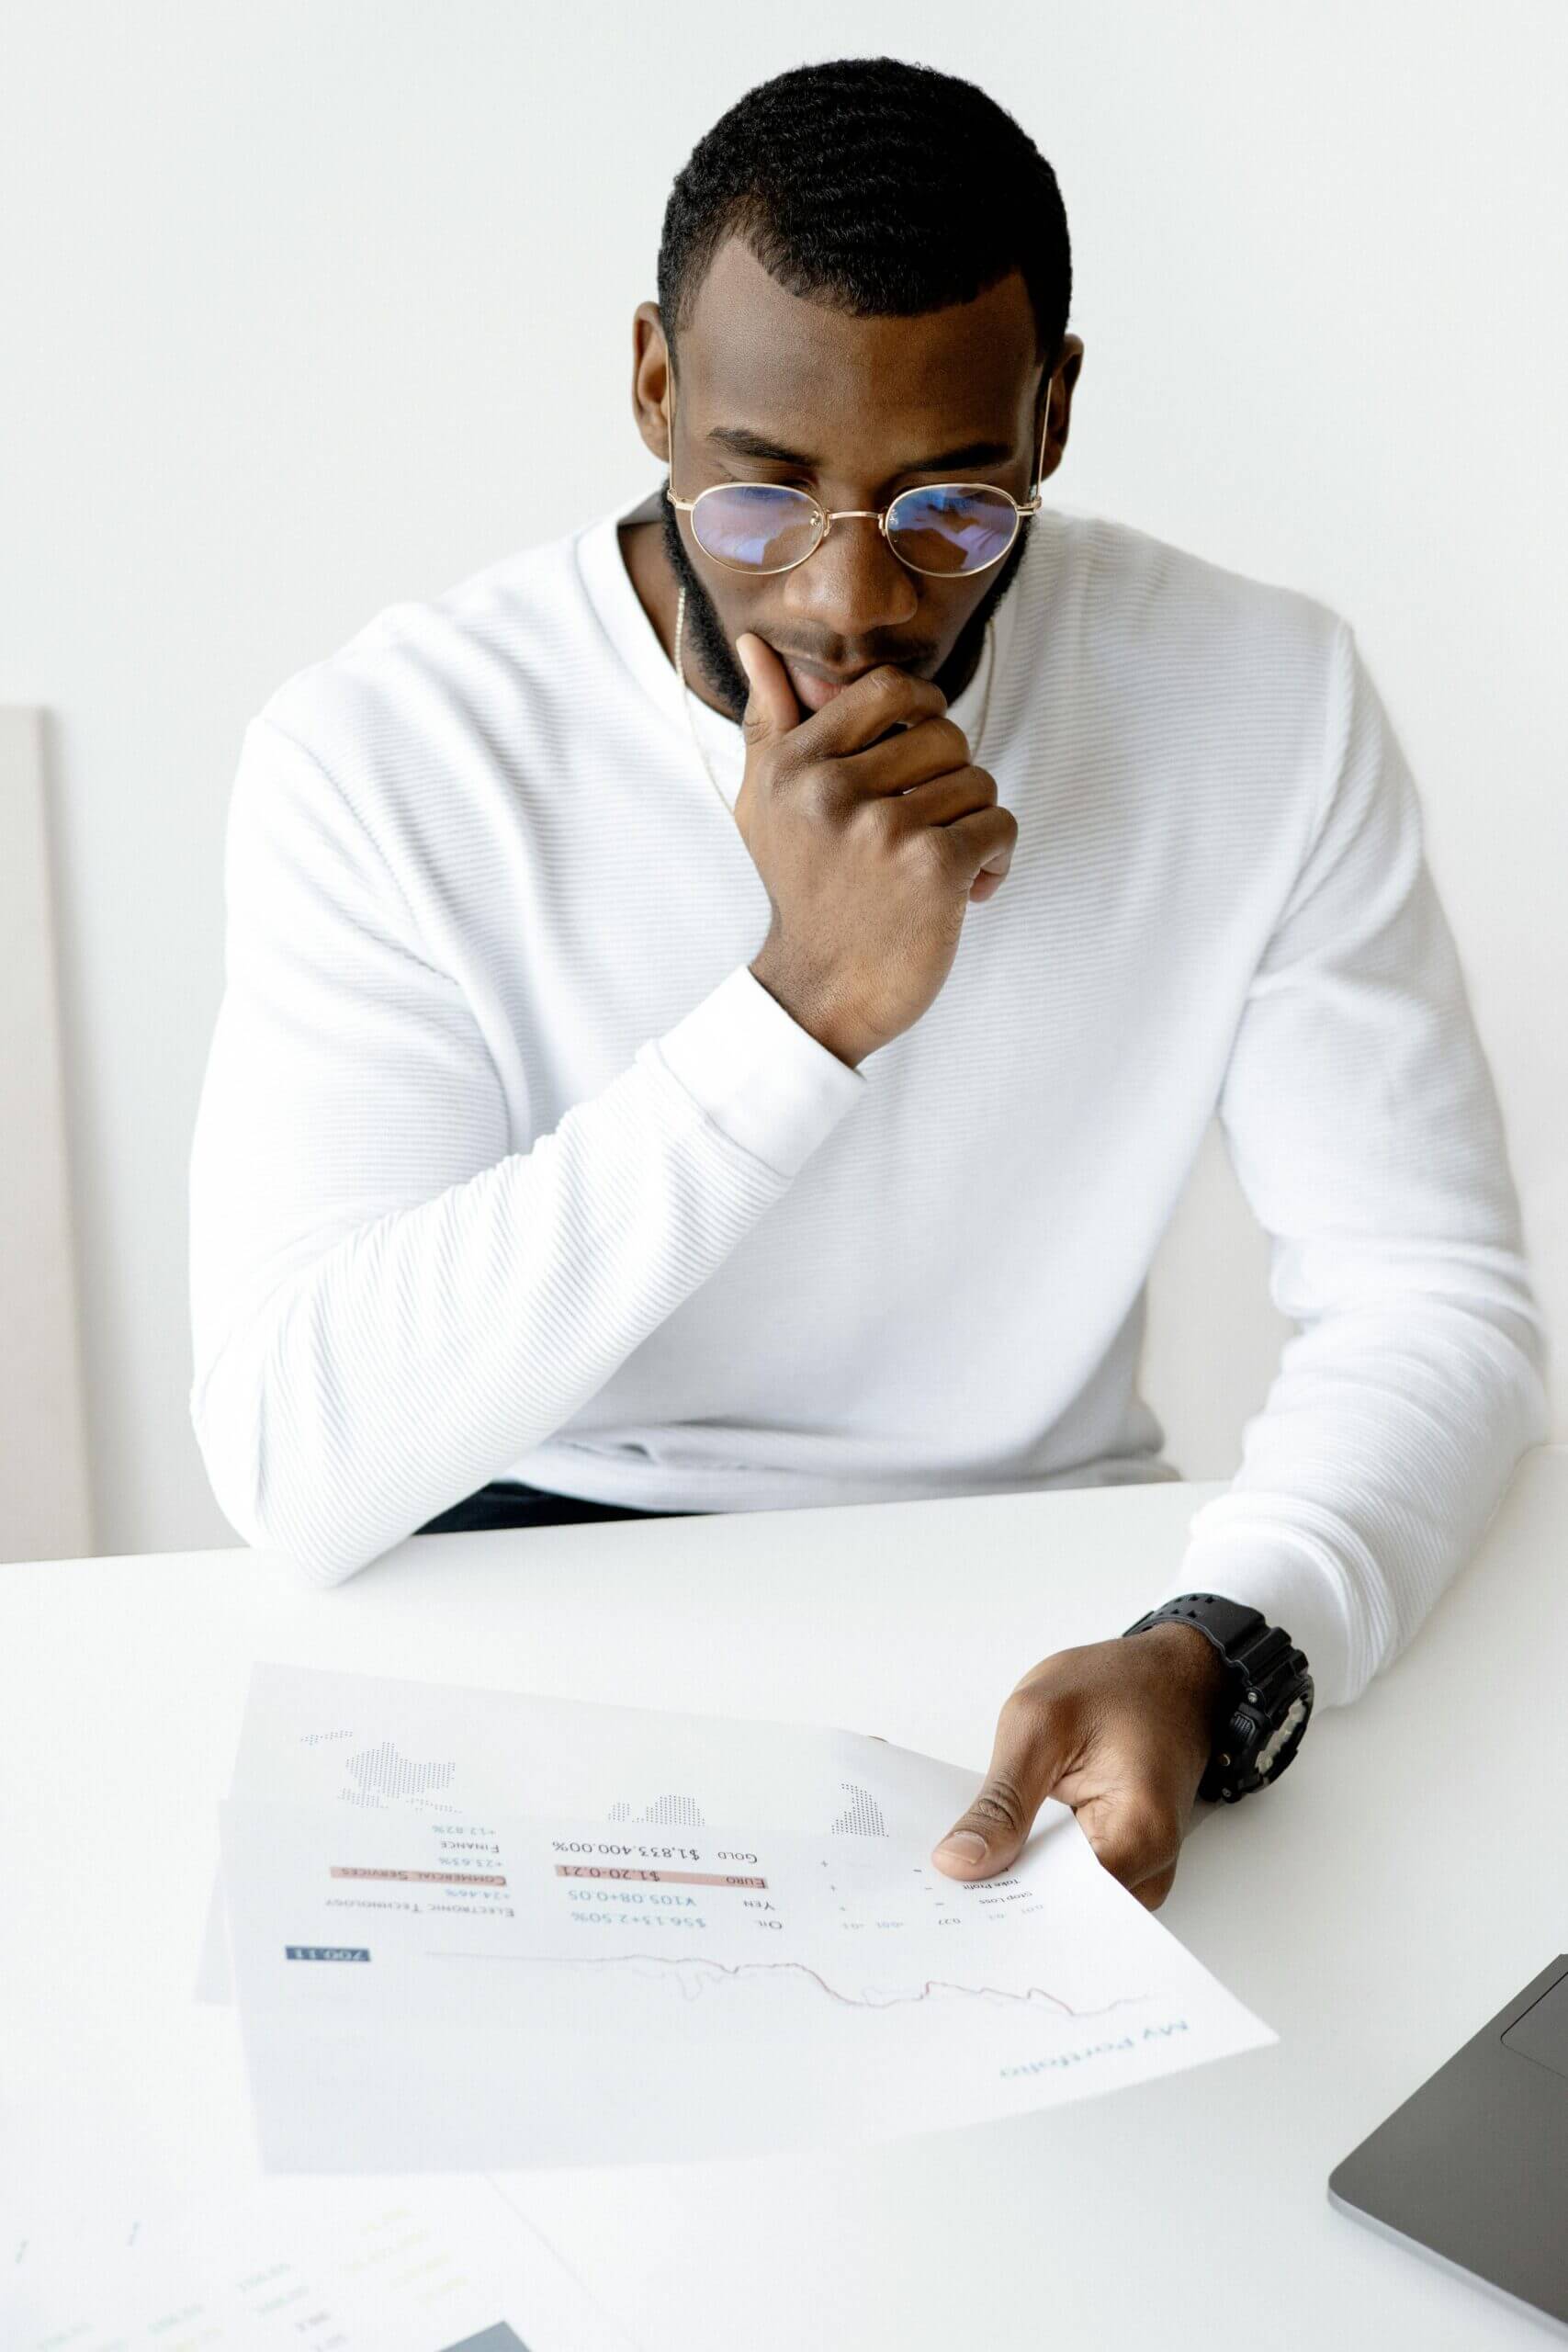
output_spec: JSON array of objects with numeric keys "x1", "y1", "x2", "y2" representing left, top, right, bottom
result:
[{"x1": 6, "y1": 1449, "x2": 1565, "y2": 2349}]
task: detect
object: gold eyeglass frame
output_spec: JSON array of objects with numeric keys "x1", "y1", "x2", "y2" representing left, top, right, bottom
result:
[{"x1": 663, "y1": 369, "x2": 1055, "y2": 578}]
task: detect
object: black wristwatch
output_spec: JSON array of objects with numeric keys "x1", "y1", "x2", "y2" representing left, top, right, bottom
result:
[{"x1": 1121, "y1": 1592, "x2": 1314, "y2": 1804}]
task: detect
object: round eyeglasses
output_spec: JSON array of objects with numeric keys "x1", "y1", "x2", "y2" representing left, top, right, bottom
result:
[{"x1": 663, "y1": 377, "x2": 1053, "y2": 579}]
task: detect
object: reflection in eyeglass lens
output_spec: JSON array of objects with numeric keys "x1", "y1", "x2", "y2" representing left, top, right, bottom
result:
[
  {"x1": 888, "y1": 486, "x2": 1018, "y2": 576},
  {"x1": 692, "y1": 484, "x2": 820, "y2": 571},
  {"x1": 691, "y1": 483, "x2": 1018, "y2": 575}
]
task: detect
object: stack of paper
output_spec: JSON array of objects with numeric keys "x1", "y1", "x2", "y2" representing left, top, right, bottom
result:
[{"x1": 208, "y1": 1664, "x2": 1276, "y2": 2171}]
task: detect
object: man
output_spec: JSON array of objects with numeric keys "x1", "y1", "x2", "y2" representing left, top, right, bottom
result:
[{"x1": 187, "y1": 58, "x2": 1549, "y2": 1915}]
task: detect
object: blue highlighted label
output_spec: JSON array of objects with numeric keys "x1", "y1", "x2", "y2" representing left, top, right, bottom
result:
[{"x1": 285, "y1": 1945, "x2": 370, "y2": 1962}]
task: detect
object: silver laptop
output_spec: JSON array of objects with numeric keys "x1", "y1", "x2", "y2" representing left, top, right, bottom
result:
[{"x1": 1328, "y1": 1954, "x2": 1568, "y2": 2335}]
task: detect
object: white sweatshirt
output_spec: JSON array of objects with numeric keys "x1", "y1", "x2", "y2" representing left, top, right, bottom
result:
[{"x1": 186, "y1": 486, "x2": 1551, "y2": 1708}]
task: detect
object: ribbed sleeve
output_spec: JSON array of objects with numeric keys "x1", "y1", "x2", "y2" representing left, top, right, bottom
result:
[
  {"x1": 186, "y1": 718, "x2": 866, "y2": 1584},
  {"x1": 1145, "y1": 623, "x2": 1551, "y2": 1706}
]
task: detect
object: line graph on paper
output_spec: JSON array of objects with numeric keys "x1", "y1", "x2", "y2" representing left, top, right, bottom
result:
[{"x1": 427, "y1": 1945, "x2": 1153, "y2": 2022}]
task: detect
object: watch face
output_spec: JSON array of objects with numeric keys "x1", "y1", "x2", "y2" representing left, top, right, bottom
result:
[
  {"x1": 1255, "y1": 1692, "x2": 1312, "y2": 1781},
  {"x1": 1205, "y1": 1677, "x2": 1312, "y2": 1802}
]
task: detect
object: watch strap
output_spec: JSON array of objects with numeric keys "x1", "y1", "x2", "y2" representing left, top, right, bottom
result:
[{"x1": 1122, "y1": 1592, "x2": 1314, "y2": 1803}]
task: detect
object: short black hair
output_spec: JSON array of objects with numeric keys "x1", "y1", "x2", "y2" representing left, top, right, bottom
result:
[{"x1": 656, "y1": 56, "x2": 1072, "y2": 388}]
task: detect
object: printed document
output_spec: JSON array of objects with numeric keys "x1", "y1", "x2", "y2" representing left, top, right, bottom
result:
[
  {"x1": 3, "y1": 2172, "x2": 637, "y2": 2347},
  {"x1": 219, "y1": 1664, "x2": 1276, "y2": 2167}
]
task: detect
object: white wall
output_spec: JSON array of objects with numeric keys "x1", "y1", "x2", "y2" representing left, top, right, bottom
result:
[
  {"x1": 2, "y1": 0, "x2": 1562, "y2": 1558},
  {"x1": 0, "y1": 708, "x2": 94, "y2": 1559}
]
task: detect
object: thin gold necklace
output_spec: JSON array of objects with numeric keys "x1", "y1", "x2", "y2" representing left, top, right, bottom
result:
[{"x1": 674, "y1": 579, "x2": 996, "y2": 819}]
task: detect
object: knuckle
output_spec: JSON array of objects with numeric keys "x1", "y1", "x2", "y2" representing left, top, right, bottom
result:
[
  {"x1": 947, "y1": 762, "x2": 997, "y2": 812},
  {"x1": 799, "y1": 764, "x2": 841, "y2": 821},
  {"x1": 912, "y1": 821, "x2": 955, "y2": 874},
  {"x1": 1091, "y1": 1829, "x2": 1145, "y2": 1883},
  {"x1": 998, "y1": 1685, "x2": 1041, "y2": 1732},
  {"x1": 970, "y1": 1777, "x2": 1029, "y2": 1836}
]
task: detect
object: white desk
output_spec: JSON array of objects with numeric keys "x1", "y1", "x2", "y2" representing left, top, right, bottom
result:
[{"x1": 6, "y1": 1450, "x2": 1565, "y2": 2349}]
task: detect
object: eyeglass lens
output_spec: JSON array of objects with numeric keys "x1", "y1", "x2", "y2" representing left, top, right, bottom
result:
[{"x1": 691, "y1": 482, "x2": 1019, "y2": 576}]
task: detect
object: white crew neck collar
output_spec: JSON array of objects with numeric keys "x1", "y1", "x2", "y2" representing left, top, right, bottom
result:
[{"x1": 574, "y1": 484, "x2": 1032, "y2": 813}]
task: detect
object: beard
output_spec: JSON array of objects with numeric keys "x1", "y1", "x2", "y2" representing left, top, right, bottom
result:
[{"x1": 657, "y1": 480, "x2": 1036, "y2": 725}]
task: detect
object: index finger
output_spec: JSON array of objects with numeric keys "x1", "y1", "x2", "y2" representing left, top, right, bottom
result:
[{"x1": 787, "y1": 661, "x2": 950, "y2": 758}]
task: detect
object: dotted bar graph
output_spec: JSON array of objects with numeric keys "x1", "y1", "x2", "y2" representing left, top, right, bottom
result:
[
  {"x1": 340, "y1": 1741, "x2": 457, "y2": 1809},
  {"x1": 831, "y1": 1782, "x2": 888, "y2": 1838},
  {"x1": 607, "y1": 1793, "x2": 706, "y2": 1826}
]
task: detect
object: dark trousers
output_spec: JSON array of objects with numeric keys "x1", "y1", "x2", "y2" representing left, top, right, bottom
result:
[{"x1": 415, "y1": 1478, "x2": 714, "y2": 1534}]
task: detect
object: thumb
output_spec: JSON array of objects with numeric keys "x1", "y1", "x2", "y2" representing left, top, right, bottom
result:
[
  {"x1": 736, "y1": 631, "x2": 803, "y2": 738},
  {"x1": 931, "y1": 1694, "x2": 1063, "y2": 1881}
]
